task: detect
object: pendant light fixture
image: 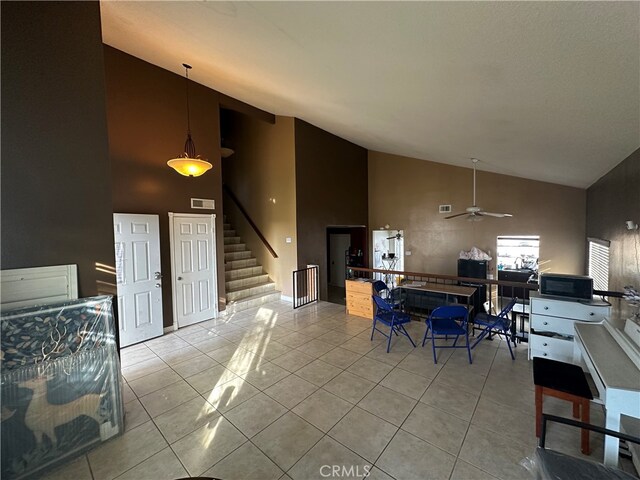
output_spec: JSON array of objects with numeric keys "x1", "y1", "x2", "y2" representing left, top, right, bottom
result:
[{"x1": 167, "y1": 63, "x2": 213, "y2": 177}]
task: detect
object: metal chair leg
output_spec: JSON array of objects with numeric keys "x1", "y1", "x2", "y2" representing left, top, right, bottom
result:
[
  {"x1": 370, "y1": 318, "x2": 377, "y2": 341},
  {"x1": 504, "y1": 328, "x2": 515, "y2": 360},
  {"x1": 400, "y1": 325, "x2": 416, "y2": 347},
  {"x1": 421, "y1": 323, "x2": 430, "y2": 347},
  {"x1": 431, "y1": 329, "x2": 438, "y2": 364},
  {"x1": 386, "y1": 322, "x2": 393, "y2": 353}
]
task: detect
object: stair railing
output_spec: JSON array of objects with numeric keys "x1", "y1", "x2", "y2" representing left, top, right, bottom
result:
[{"x1": 223, "y1": 184, "x2": 278, "y2": 259}]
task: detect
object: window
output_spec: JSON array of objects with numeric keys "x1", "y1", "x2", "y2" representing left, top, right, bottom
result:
[
  {"x1": 588, "y1": 238, "x2": 610, "y2": 291},
  {"x1": 497, "y1": 236, "x2": 540, "y2": 271}
]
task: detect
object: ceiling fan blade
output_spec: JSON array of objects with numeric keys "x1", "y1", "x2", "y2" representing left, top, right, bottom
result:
[
  {"x1": 481, "y1": 212, "x2": 513, "y2": 218},
  {"x1": 465, "y1": 158, "x2": 515, "y2": 219},
  {"x1": 444, "y1": 212, "x2": 469, "y2": 219}
]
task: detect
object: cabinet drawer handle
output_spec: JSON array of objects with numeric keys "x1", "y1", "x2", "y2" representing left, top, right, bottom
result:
[
  {"x1": 589, "y1": 312, "x2": 594, "y2": 316},
  {"x1": 543, "y1": 321, "x2": 548, "y2": 325},
  {"x1": 544, "y1": 306, "x2": 549, "y2": 310},
  {"x1": 543, "y1": 343, "x2": 548, "y2": 347},
  {"x1": 543, "y1": 353, "x2": 548, "y2": 356}
]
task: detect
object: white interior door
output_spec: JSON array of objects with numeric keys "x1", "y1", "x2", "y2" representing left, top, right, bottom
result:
[
  {"x1": 169, "y1": 213, "x2": 218, "y2": 328},
  {"x1": 113, "y1": 214, "x2": 163, "y2": 347}
]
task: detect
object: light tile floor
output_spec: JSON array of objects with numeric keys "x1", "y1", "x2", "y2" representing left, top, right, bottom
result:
[{"x1": 41, "y1": 300, "x2": 635, "y2": 480}]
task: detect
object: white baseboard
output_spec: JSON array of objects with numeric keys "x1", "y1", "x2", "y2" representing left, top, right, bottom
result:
[{"x1": 280, "y1": 295, "x2": 293, "y2": 303}]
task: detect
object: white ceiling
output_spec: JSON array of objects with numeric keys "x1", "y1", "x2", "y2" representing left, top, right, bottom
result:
[{"x1": 100, "y1": 1, "x2": 639, "y2": 188}]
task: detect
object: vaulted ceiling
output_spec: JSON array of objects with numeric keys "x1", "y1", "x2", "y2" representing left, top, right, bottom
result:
[{"x1": 101, "y1": 1, "x2": 639, "y2": 188}]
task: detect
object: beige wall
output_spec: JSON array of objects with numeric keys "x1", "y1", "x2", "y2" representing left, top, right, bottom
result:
[
  {"x1": 223, "y1": 114, "x2": 298, "y2": 297},
  {"x1": 368, "y1": 151, "x2": 586, "y2": 277}
]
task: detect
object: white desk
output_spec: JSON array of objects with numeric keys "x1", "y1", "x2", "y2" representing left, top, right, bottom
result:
[{"x1": 574, "y1": 321, "x2": 640, "y2": 467}]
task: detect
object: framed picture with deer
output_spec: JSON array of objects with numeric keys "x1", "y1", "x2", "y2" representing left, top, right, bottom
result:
[{"x1": 0, "y1": 295, "x2": 123, "y2": 480}]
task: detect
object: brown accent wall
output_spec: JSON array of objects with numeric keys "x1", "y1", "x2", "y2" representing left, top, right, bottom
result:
[
  {"x1": 295, "y1": 120, "x2": 369, "y2": 300},
  {"x1": 1, "y1": 2, "x2": 115, "y2": 298},
  {"x1": 587, "y1": 148, "x2": 640, "y2": 317},
  {"x1": 369, "y1": 151, "x2": 587, "y2": 277},
  {"x1": 103, "y1": 46, "x2": 225, "y2": 327},
  {"x1": 222, "y1": 113, "x2": 297, "y2": 297}
]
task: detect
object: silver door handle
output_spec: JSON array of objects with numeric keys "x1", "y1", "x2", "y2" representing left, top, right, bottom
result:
[
  {"x1": 177, "y1": 276, "x2": 183, "y2": 281},
  {"x1": 155, "y1": 283, "x2": 161, "y2": 288},
  {"x1": 154, "y1": 272, "x2": 162, "y2": 280}
]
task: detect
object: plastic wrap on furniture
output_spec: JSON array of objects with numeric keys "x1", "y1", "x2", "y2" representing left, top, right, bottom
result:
[{"x1": 0, "y1": 296, "x2": 123, "y2": 480}]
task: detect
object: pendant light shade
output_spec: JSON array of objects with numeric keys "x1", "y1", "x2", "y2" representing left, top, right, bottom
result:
[{"x1": 167, "y1": 63, "x2": 212, "y2": 177}]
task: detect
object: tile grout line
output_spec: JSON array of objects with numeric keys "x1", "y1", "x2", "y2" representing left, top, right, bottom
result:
[
  {"x1": 116, "y1": 303, "x2": 475, "y2": 480},
  {"x1": 358, "y1": 329, "x2": 507, "y2": 478},
  {"x1": 362, "y1": 337, "x2": 462, "y2": 479},
  {"x1": 446, "y1": 345, "x2": 498, "y2": 480}
]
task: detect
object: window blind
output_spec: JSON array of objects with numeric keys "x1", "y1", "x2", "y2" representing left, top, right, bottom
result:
[{"x1": 588, "y1": 238, "x2": 610, "y2": 291}]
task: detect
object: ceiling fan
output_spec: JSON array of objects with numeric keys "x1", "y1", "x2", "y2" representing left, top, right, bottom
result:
[
  {"x1": 445, "y1": 158, "x2": 513, "y2": 221},
  {"x1": 386, "y1": 232, "x2": 403, "y2": 240}
]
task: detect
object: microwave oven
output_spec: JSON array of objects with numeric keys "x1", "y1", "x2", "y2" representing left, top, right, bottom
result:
[{"x1": 539, "y1": 273, "x2": 593, "y2": 300}]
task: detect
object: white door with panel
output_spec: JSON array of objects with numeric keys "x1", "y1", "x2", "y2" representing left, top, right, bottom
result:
[
  {"x1": 169, "y1": 213, "x2": 218, "y2": 328},
  {"x1": 113, "y1": 214, "x2": 164, "y2": 347}
]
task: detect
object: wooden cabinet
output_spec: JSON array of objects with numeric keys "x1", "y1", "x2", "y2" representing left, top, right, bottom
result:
[
  {"x1": 345, "y1": 280, "x2": 374, "y2": 319},
  {"x1": 528, "y1": 292, "x2": 610, "y2": 364}
]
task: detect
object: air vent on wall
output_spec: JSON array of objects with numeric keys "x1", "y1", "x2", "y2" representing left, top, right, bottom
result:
[
  {"x1": 439, "y1": 205, "x2": 452, "y2": 213},
  {"x1": 191, "y1": 198, "x2": 215, "y2": 210}
]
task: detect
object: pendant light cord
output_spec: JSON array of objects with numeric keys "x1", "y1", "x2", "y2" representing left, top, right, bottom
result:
[
  {"x1": 181, "y1": 63, "x2": 196, "y2": 158},
  {"x1": 184, "y1": 63, "x2": 192, "y2": 134}
]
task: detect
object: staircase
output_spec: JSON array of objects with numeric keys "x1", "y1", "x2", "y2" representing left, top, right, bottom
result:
[{"x1": 223, "y1": 222, "x2": 281, "y2": 312}]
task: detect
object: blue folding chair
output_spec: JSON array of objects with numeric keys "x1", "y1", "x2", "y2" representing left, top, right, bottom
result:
[
  {"x1": 372, "y1": 280, "x2": 404, "y2": 310},
  {"x1": 422, "y1": 305, "x2": 472, "y2": 364},
  {"x1": 372, "y1": 280, "x2": 390, "y2": 299},
  {"x1": 371, "y1": 295, "x2": 416, "y2": 353},
  {"x1": 471, "y1": 297, "x2": 518, "y2": 359}
]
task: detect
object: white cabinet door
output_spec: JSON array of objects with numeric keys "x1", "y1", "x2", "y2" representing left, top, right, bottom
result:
[
  {"x1": 170, "y1": 213, "x2": 218, "y2": 328},
  {"x1": 114, "y1": 214, "x2": 163, "y2": 347}
]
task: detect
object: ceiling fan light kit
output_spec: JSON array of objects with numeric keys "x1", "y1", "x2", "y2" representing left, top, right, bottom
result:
[{"x1": 445, "y1": 158, "x2": 513, "y2": 220}]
